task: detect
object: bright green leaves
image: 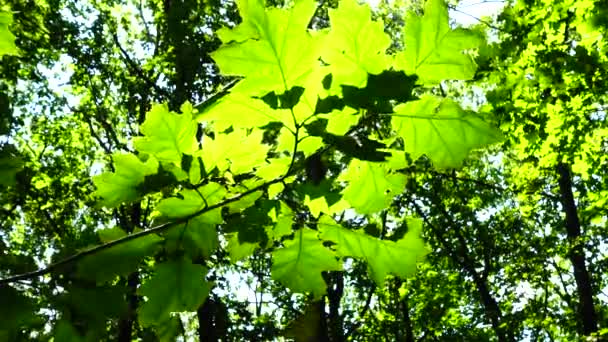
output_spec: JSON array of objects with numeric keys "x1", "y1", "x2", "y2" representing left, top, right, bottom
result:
[
  {"x1": 77, "y1": 227, "x2": 162, "y2": 283},
  {"x1": 339, "y1": 159, "x2": 406, "y2": 214},
  {"x1": 266, "y1": 201, "x2": 294, "y2": 241},
  {"x1": 319, "y1": 216, "x2": 428, "y2": 284},
  {"x1": 157, "y1": 182, "x2": 226, "y2": 223},
  {"x1": 395, "y1": 0, "x2": 482, "y2": 84},
  {"x1": 0, "y1": 11, "x2": 18, "y2": 56},
  {"x1": 138, "y1": 258, "x2": 212, "y2": 327},
  {"x1": 92, "y1": 154, "x2": 158, "y2": 208},
  {"x1": 134, "y1": 103, "x2": 198, "y2": 166},
  {"x1": 212, "y1": 0, "x2": 321, "y2": 95},
  {"x1": 165, "y1": 216, "x2": 219, "y2": 260},
  {"x1": 201, "y1": 129, "x2": 268, "y2": 174},
  {"x1": 392, "y1": 96, "x2": 503, "y2": 168},
  {"x1": 199, "y1": 94, "x2": 292, "y2": 131},
  {"x1": 272, "y1": 228, "x2": 341, "y2": 297},
  {"x1": 322, "y1": 108, "x2": 359, "y2": 135},
  {"x1": 322, "y1": 0, "x2": 391, "y2": 88}
]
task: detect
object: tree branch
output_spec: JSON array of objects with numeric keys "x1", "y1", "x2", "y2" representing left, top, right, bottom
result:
[
  {"x1": 111, "y1": 31, "x2": 170, "y2": 99},
  {"x1": 0, "y1": 176, "x2": 284, "y2": 285}
]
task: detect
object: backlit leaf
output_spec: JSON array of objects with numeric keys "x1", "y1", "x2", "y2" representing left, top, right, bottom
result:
[
  {"x1": 211, "y1": 0, "x2": 322, "y2": 95},
  {"x1": 322, "y1": 0, "x2": 390, "y2": 88},
  {"x1": 392, "y1": 95, "x2": 503, "y2": 168},
  {"x1": 199, "y1": 93, "x2": 293, "y2": 132},
  {"x1": 138, "y1": 258, "x2": 212, "y2": 327},
  {"x1": 339, "y1": 159, "x2": 406, "y2": 214},
  {"x1": 271, "y1": 228, "x2": 341, "y2": 297},
  {"x1": 92, "y1": 154, "x2": 158, "y2": 208},
  {"x1": 318, "y1": 216, "x2": 428, "y2": 285},
  {"x1": 157, "y1": 183, "x2": 226, "y2": 223},
  {"x1": 394, "y1": 0, "x2": 482, "y2": 84},
  {"x1": 165, "y1": 215, "x2": 219, "y2": 260},
  {"x1": 77, "y1": 227, "x2": 162, "y2": 283},
  {"x1": 0, "y1": 11, "x2": 18, "y2": 56},
  {"x1": 134, "y1": 103, "x2": 198, "y2": 166},
  {"x1": 201, "y1": 129, "x2": 268, "y2": 174}
]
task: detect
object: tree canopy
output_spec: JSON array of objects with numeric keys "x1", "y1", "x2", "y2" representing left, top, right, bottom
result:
[{"x1": 0, "y1": 0, "x2": 607, "y2": 340}]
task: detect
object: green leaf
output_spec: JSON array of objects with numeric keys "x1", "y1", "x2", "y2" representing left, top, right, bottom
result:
[
  {"x1": 134, "y1": 103, "x2": 198, "y2": 166},
  {"x1": 392, "y1": 95, "x2": 503, "y2": 168},
  {"x1": 226, "y1": 233, "x2": 259, "y2": 262},
  {"x1": 322, "y1": 0, "x2": 390, "y2": 88},
  {"x1": 92, "y1": 154, "x2": 159, "y2": 208},
  {"x1": 394, "y1": 0, "x2": 483, "y2": 84},
  {"x1": 339, "y1": 159, "x2": 406, "y2": 214},
  {"x1": 322, "y1": 108, "x2": 359, "y2": 135},
  {"x1": 138, "y1": 258, "x2": 212, "y2": 327},
  {"x1": 165, "y1": 216, "x2": 219, "y2": 260},
  {"x1": 199, "y1": 93, "x2": 293, "y2": 132},
  {"x1": 76, "y1": 227, "x2": 162, "y2": 283},
  {"x1": 276, "y1": 127, "x2": 323, "y2": 157},
  {"x1": 211, "y1": 0, "x2": 322, "y2": 95},
  {"x1": 201, "y1": 129, "x2": 268, "y2": 174},
  {"x1": 0, "y1": 11, "x2": 18, "y2": 56},
  {"x1": 157, "y1": 182, "x2": 226, "y2": 223},
  {"x1": 53, "y1": 320, "x2": 84, "y2": 342},
  {"x1": 256, "y1": 156, "x2": 292, "y2": 181},
  {"x1": 318, "y1": 216, "x2": 428, "y2": 285},
  {"x1": 266, "y1": 201, "x2": 294, "y2": 242},
  {"x1": 271, "y1": 228, "x2": 341, "y2": 297}
]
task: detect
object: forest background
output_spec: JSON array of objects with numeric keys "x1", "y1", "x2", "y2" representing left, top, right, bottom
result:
[{"x1": 0, "y1": 0, "x2": 607, "y2": 340}]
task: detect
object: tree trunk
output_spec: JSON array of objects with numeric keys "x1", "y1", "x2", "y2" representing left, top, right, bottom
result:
[
  {"x1": 117, "y1": 271, "x2": 139, "y2": 342},
  {"x1": 197, "y1": 297, "x2": 218, "y2": 342},
  {"x1": 325, "y1": 271, "x2": 344, "y2": 342},
  {"x1": 556, "y1": 163, "x2": 598, "y2": 335}
]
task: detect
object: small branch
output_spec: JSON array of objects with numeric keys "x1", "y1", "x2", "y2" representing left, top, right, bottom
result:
[
  {"x1": 111, "y1": 31, "x2": 170, "y2": 99},
  {"x1": 344, "y1": 283, "x2": 376, "y2": 338},
  {"x1": 448, "y1": 6, "x2": 504, "y2": 31},
  {"x1": 0, "y1": 176, "x2": 285, "y2": 285}
]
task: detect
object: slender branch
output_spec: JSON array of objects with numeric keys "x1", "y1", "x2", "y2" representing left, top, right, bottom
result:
[
  {"x1": 344, "y1": 283, "x2": 376, "y2": 338},
  {"x1": 399, "y1": 167, "x2": 560, "y2": 202},
  {"x1": 448, "y1": 6, "x2": 504, "y2": 31},
  {"x1": 0, "y1": 176, "x2": 284, "y2": 285},
  {"x1": 111, "y1": 31, "x2": 170, "y2": 99}
]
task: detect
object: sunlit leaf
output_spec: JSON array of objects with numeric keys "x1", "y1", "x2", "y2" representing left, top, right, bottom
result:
[
  {"x1": 76, "y1": 227, "x2": 162, "y2": 283},
  {"x1": 157, "y1": 183, "x2": 226, "y2": 223},
  {"x1": 138, "y1": 258, "x2": 212, "y2": 327},
  {"x1": 322, "y1": 0, "x2": 390, "y2": 88},
  {"x1": 201, "y1": 129, "x2": 268, "y2": 174},
  {"x1": 392, "y1": 95, "x2": 503, "y2": 168},
  {"x1": 134, "y1": 103, "x2": 198, "y2": 166},
  {"x1": 92, "y1": 154, "x2": 159, "y2": 208},
  {"x1": 271, "y1": 228, "x2": 341, "y2": 297},
  {"x1": 339, "y1": 159, "x2": 406, "y2": 214},
  {"x1": 394, "y1": 0, "x2": 483, "y2": 84},
  {"x1": 0, "y1": 11, "x2": 18, "y2": 56},
  {"x1": 319, "y1": 216, "x2": 428, "y2": 284},
  {"x1": 199, "y1": 93, "x2": 293, "y2": 132},
  {"x1": 211, "y1": 0, "x2": 322, "y2": 95}
]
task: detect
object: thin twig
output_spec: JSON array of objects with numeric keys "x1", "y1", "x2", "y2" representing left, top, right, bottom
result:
[{"x1": 111, "y1": 32, "x2": 169, "y2": 99}]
